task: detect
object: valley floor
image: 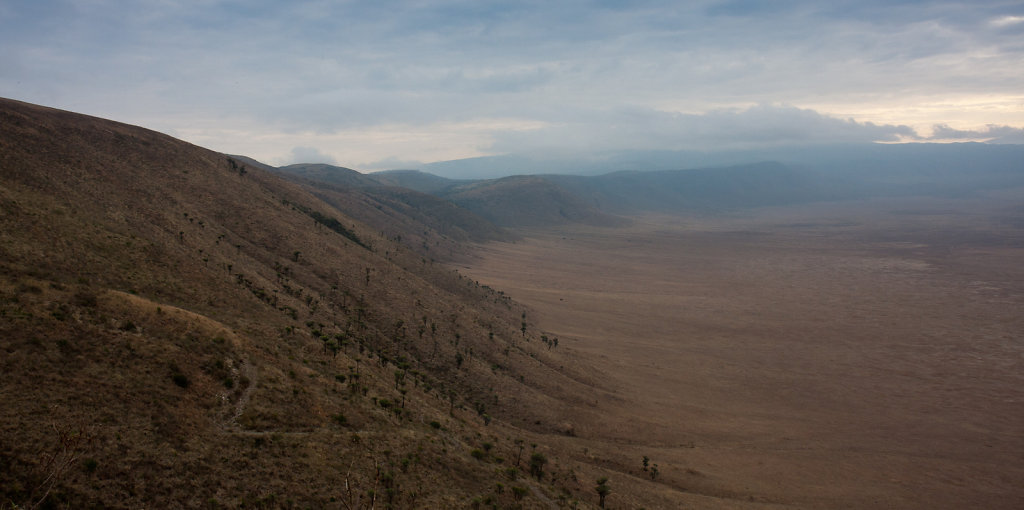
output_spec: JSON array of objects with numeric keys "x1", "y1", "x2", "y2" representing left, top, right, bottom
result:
[{"x1": 458, "y1": 194, "x2": 1024, "y2": 509}]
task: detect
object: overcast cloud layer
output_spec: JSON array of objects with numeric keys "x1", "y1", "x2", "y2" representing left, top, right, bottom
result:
[{"x1": 2, "y1": 0, "x2": 1023, "y2": 169}]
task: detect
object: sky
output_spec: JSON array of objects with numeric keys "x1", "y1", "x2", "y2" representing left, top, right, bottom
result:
[{"x1": 2, "y1": 0, "x2": 1023, "y2": 170}]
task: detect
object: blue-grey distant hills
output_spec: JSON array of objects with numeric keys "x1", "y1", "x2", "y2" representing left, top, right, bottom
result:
[
  {"x1": 417, "y1": 144, "x2": 1024, "y2": 183},
  {"x1": 273, "y1": 143, "x2": 1024, "y2": 228}
]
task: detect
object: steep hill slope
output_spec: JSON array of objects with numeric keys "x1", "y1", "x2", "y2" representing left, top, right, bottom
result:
[
  {"x1": 440, "y1": 176, "x2": 627, "y2": 228},
  {"x1": 271, "y1": 164, "x2": 513, "y2": 252},
  {"x1": 423, "y1": 163, "x2": 826, "y2": 228},
  {"x1": 278, "y1": 163, "x2": 380, "y2": 188},
  {"x1": 368, "y1": 169, "x2": 467, "y2": 194},
  {"x1": 402, "y1": 146, "x2": 1024, "y2": 227},
  {"x1": 545, "y1": 162, "x2": 834, "y2": 214},
  {"x1": 0, "y1": 98, "x2": 610, "y2": 508},
  {"x1": 280, "y1": 162, "x2": 834, "y2": 230}
]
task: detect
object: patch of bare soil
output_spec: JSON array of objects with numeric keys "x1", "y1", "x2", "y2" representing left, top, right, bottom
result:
[{"x1": 459, "y1": 195, "x2": 1024, "y2": 509}]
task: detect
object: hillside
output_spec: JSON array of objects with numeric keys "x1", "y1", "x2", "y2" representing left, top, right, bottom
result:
[
  {"x1": 368, "y1": 170, "x2": 466, "y2": 195},
  {"x1": 280, "y1": 162, "x2": 826, "y2": 230},
  {"x1": 380, "y1": 146, "x2": 1024, "y2": 227},
  {"x1": 271, "y1": 164, "x2": 513, "y2": 252},
  {"x1": 277, "y1": 163, "x2": 381, "y2": 188},
  {"x1": 439, "y1": 176, "x2": 627, "y2": 228},
  {"x1": 0, "y1": 98, "x2": 615, "y2": 508},
  {"x1": 544, "y1": 162, "x2": 834, "y2": 214}
]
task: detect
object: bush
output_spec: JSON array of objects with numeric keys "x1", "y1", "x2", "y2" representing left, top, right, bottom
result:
[
  {"x1": 529, "y1": 452, "x2": 547, "y2": 480},
  {"x1": 171, "y1": 373, "x2": 190, "y2": 388},
  {"x1": 511, "y1": 486, "x2": 527, "y2": 501},
  {"x1": 73, "y1": 291, "x2": 98, "y2": 307}
]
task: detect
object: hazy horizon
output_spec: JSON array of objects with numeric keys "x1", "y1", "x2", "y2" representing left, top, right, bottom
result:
[{"x1": 2, "y1": 1, "x2": 1023, "y2": 170}]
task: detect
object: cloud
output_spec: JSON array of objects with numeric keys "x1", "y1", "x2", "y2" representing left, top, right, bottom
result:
[
  {"x1": 2, "y1": 0, "x2": 1022, "y2": 166},
  {"x1": 487, "y1": 104, "x2": 918, "y2": 154},
  {"x1": 990, "y1": 15, "x2": 1024, "y2": 28},
  {"x1": 360, "y1": 156, "x2": 426, "y2": 171},
  {"x1": 929, "y1": 124, "x2": 1024, "y2": 144},
  {"x1": 287, "y1": 146, "x2": 338, "y2": 165}
]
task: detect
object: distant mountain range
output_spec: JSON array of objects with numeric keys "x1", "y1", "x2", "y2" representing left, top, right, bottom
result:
[
  {"x1": 414, "y1": 143, "x2": 1024, "y2": 183},
  {"x1": 270, "y1": 143, "x2": 1024, "y2": 228}
]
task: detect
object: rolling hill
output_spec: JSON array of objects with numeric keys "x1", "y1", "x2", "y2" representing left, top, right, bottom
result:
[
  {"x1": 437, "y1": 175, "x2": 627, "y2": 228},
  {"x1": 0, "y1": 98, "x2": 609, "y2": 508},
  {"x1": 271, "y1": 164, "x2": 513, "y2": 254}
]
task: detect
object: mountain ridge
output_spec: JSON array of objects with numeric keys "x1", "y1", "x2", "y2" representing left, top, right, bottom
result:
[{"x1": 0, "y1": 97, "x2": 612, "y2": 508}]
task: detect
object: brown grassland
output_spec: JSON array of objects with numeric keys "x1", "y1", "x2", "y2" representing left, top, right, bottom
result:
[
  {"x1": 3, "y1": 97, "x2": 1023, "y2": 509},
  {"x1": 0, "y1": 98, "x2": 605, "y2": 509},
  {"x1": 458, "y1": 194, "x2": 1024, "y2": 509}
]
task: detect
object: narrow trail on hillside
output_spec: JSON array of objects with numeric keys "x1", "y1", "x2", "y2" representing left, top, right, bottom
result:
[
  {"x1": 219, "y1": 356, "x2": 259, "y2": 431},
  {"x1": 529, "y1": 485, "x2": 559, "y2": 510}
]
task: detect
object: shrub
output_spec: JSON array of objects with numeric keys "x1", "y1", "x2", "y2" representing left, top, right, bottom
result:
[
  {"x1": 529, "y1": 452, "x2": 547, "y2": 480},
  {"x1": 595, "y1": 477, "x2": 612, "y2": 508},
  {"x1": 171, "y1": 373, "x2": 190, "y2": 388},
  {"x1": 511, "y1": 486, "x2": 527, "y2": 501},
  {"x1": 73, "y1": 291, "x2": 98, "y2": 307}
]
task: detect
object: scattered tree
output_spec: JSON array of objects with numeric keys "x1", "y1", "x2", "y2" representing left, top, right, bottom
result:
[
  {"x1": 511, "y1": 486, "x2": 527, "y2": 501},
  {"x1": 595, "y1": 477, "x2": 611, "y2": 508},
  {"x1": 528, "y1": 452, "x2": 547, "y2": 481}
]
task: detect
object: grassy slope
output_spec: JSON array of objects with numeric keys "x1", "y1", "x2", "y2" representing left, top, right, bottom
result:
[
  {"x1": 440, "y1": 176, "x2": 627, "y2": 228},
  {"x1": 0, "y1": 98, "x2": 612, "y2": 509},
  {"x1": 270, "y1": 164, "x2": 514, "y2": 260}
]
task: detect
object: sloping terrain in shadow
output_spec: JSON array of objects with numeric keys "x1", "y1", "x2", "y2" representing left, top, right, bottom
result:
[
  {"x1": 439, "y1": 175, "x2": 628, "y2": 228},
  {"x1": 0, "y1": 98, "x2": 617, "y2": 509},
  {"x1": 273, "y1": 164, "x2": 513, "y2": 255},
  {"x1": 544, "y1": 161, "x2": 834, "y2": 214}
]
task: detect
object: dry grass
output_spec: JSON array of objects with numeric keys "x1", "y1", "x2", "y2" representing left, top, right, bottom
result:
[
  {"x1": 460, "y1": 195, "x2": 1024, "y2": 509},
  {"x1": 6, "y1": 97, "x2": 1023, "y2": 509},
  {"x1": 0, "y1": 98, "x2": 595, "y2": 509}
]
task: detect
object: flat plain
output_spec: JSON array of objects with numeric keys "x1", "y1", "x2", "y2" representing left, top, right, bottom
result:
[{"x1": 459, "y1": 193, "x2": 1024, "y2": 509}]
